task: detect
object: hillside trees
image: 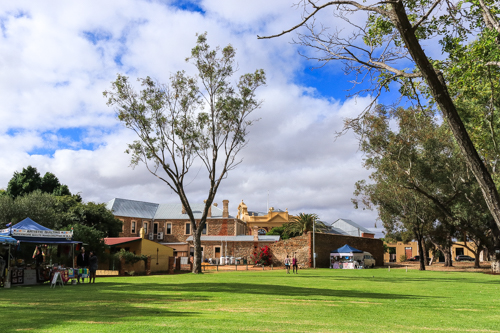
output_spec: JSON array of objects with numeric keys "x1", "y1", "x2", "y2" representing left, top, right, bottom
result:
[
  {"x1": 104, "y1": 33, "x2": 266, "y2": 273},
  {"x1": 261, "y1": 0, "x2": 500, "y2": 271}
]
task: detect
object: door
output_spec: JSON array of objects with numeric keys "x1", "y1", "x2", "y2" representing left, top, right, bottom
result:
[
  {"x1": 405, "y1": 247, "x2": 412, "y2": 260},
  {"x1": 214, "y1": 247, "x2": 221, "y2": 259}
]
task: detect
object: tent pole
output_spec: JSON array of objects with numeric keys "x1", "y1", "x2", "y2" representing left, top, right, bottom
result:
[{"x1": 72, "y1": 243, "x2": 74, "y2": 270}]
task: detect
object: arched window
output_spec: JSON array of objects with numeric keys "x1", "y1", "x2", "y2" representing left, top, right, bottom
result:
[{"x1": 258, "y1": 228, "x2": 267, "y2": 235}]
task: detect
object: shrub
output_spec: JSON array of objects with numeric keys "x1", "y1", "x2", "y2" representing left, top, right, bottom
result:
[
  {"x1": 114, "y1": 249, "x2": 148, "y2": 265},
  {"x1": 251, "y1": 245, "x2": 272, "y2": 265},
  {"x1": 400, "y1": 254, "x2": 407, "y2": 262}
]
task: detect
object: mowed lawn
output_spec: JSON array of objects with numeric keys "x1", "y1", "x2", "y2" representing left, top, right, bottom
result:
[{"x1": 0, "y1": 268, "x2": 499, "y2": 332}]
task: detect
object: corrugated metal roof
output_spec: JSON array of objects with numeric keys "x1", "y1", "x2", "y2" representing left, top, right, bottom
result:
[
  {"x1": 154, "y1": 203, "x2": 226, "y2": 219},
  {"x1": 107, "y1": 198, "x2": 158, "y2": 219},
  {"x1": 107, "y1": 198, "x2": 234, "y2": 219},
  {"x1": 326, "y1": 227, "x2": 349, "y2": 235},
  {"x1": 330, "y1": 218, "x2": 373, "y2": 235},
  {"x1": 104, "y1": 237, "x2": 142, "y2": 246},
  {"x1": 185, "y1": 235, "x2": 280, "y2": 242}
]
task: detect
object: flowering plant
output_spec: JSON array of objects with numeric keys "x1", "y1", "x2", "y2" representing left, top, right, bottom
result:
[{"x1": 251, "y1": 245, "x2": 272, "y2": 265}]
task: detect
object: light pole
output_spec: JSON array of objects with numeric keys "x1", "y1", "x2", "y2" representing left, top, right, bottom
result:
[{"x1": 313, "y1": 216, "x2": 316, "y2": 269}]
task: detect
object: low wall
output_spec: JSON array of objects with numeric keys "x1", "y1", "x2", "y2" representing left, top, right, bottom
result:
[{"x1": 268, "y1": 234, "x2": 309, "y2": 267}]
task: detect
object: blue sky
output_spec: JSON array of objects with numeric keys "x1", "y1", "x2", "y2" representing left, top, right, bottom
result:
[{"x1": 0, "y1": 0, "x2": 393, "y2": 236}]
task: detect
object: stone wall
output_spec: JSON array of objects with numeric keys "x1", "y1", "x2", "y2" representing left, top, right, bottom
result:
[{"x1": 268, "y1": 234, "x2": 309, "y2": 268}]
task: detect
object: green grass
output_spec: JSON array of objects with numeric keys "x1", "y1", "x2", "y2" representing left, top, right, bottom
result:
[{"x1": 1, "y1": 268, "x2": 499, "y2": 332}]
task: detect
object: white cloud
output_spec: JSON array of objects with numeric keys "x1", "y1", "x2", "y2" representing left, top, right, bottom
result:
[{"x1": 0, "y1": 0, "x2": 379, "y2": 231}]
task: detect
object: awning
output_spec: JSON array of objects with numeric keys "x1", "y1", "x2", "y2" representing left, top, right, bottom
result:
[
  {"x1": 332, "y1": 244, "x2": 363, "y2": 254},
  {"x1": 0, "y1": 234, "x2": 17, "y2": 245}
]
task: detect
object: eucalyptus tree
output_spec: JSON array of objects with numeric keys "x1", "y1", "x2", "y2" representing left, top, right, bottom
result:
[
  {"x1": 104, "y1": 33, "x2": 266, "y2": 273},
  {"x1": 260, "y1": 0, "x2": 500, "y2": 270}
]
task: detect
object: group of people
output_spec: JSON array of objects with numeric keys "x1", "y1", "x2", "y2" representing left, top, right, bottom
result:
[
  {"x1": 284, "y1": 254, "x2": 298, "y2": 274},
  {"x1": 76, "y1": 247, "x2": 98, "y2": 283}
]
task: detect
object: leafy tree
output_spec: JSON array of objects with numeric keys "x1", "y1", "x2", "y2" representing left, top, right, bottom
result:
[
  {"x1": 6, "y1": 166, "x2": 72, "y2": 198},
  {"x1": 104, "y1": 33, "x2": 266, "y2": 273},
  {"x1": 261, "y1": 0, "x2": 500, "y2": 271},
  {"x1": 285, "y1": 213, "x2": 329, "y2": 236},
  {"x1": 266, "y1": 225, "x2": 293, "y2": 240}
]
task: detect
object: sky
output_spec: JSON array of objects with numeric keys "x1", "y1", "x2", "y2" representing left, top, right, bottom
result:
[{"x1": 0, "y1": 0, "x2": 392, "y2": 237}]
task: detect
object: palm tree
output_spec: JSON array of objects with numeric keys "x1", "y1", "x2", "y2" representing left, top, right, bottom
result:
[{"x1": 285, "y1": 213, "x2": 330, "y2": 236}]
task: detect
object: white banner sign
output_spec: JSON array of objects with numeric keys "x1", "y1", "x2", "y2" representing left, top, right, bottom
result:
[{"x1": 4, "y1": 229, "x2": 73, "y2": 239}]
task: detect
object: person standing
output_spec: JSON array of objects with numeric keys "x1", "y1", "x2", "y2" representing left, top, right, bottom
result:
[
  {"x1": 76, "y1": 247, "x2": 89, "y2": 283},
  {"x1": 292, "y1": 254, "x2": 298, "y2": 274},
  {"x1": 284, "y1": 255, "x2": 291, "y2": 274},
  {"x1": 88, "y1": 251, "x2": 98, "y2": 284}
]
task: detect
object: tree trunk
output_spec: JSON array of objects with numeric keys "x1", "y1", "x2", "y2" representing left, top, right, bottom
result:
[
  {"x1": 417, "y1": 234, "x2": 426, "y2": 271},
  {"x1": 444, "y1": 247, "x2": 453, "y2": 267},
  {"x1": 390, "y1": 1, "x2": 500, "y2": 233},
  {"x1": 474, "y1": 250, "x2": 481, "y2": 269},
  {"x1": 422, "y1": 238, "x2": 429, "y2": 266},
  {"x1": 192, "y1": 225, "x2": 203, "y2": 274}
]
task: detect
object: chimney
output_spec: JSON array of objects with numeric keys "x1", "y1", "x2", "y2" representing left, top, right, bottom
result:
[
  {"x1": 182, "y1": 205, "x2": 186, "y2": 214},
  {"x1": 252, "y1": 226, "x2": 259, "y2": 242},
  {"x1": 223, "y1": 200, "x2": 229, "y2": 218}
]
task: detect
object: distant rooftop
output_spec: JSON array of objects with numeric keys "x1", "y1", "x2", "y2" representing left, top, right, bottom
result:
[{"x1": 107, "y1": 198, "x2": 231, "y2": 219}]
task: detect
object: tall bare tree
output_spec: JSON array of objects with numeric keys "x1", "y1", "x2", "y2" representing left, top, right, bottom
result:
[{"x1": 104, "y1": 33, "x2": 266, "y2": 273}]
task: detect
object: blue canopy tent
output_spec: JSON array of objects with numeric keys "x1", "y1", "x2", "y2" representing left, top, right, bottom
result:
[
  {"x1": 330, "y1": 244, "x2": 364, "y2": 269},
  {"x1": 1, "y1": 218, "x2": 80, "y2": 284}
]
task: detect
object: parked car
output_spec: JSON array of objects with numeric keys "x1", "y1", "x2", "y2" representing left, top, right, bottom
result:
[
  {"x1": 408, "y1": 256, "x2": 432, "y2": 263},
  {"x1": 456, "y1": 255, "x2": 474, "y2": 262},
  {"x1": 362, "y1": 252, "x2": 376, "y2": 268}
]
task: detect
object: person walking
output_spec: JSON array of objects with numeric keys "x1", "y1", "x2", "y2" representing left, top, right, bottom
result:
[
  {"x1": 88, "y1": 251, "x2": 98, "y2": 284},
  {"x1": 76, "y1": 247, "x2": 89, "y2": 283},
  {"x1": 292, "y1": 255, "x2": 298, "y2": 274},
  {"x1": 284, "y1": 255, "x2": 291, "y2": 274}
]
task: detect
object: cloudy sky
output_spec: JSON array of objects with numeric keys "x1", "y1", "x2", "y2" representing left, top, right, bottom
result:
[{"x1": 0, "y1": 0, "x2": 392, "y2": 236}]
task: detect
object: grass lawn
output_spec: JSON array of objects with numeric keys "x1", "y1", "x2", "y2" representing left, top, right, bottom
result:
[{"x1": 0, "y1": 268, "x2": 499, "y2": 332}]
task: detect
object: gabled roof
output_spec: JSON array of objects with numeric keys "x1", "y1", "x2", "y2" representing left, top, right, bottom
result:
[
  {"x1": 107, "y1": 198, "x2": 233, "y2": 219},
  {"x1": 107, "y1": 198, "x2": 159, "y2": 219},
  {"x1": 155, "y1": 203, "x2": 227, "y2": 219},
  {"x1": 330, "y1": 218, "x2": 373, "y2": 234},
  {"x1": 333, "y1": 244, "x2": 363, "y2": 253}
]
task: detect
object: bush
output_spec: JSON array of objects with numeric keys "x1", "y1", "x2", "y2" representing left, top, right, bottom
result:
[
  {"x1": 251, "y1": 245, "x2": 272, "y2": 265},
  {"x1": 114, "y1": 249, "x2": 148, "y2": 265},
  {"x1": 400, "y1": 254, "x2": 407, "y2": 262}
]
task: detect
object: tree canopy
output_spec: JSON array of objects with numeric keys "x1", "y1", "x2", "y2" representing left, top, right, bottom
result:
[{"x1": 104, "y1": 33, "x2": 266, "y2": 273}]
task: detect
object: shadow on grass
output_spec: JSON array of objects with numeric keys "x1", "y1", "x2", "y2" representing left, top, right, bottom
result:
[{"x1": 98, "y1": 280, "x2": 426, "y2": 300}]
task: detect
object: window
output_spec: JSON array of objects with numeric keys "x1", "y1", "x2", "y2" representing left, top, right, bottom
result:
[
  {"x1": 258, "y1": 228, "x2": 267, "y2": 235},
  {"x1": 153, "y1": 222, "x2": 159, "y2": 235},
  {"x1": 185, "y1": 223, "x2": 191, "y2": 235},
  {"x1": 131, "y1": 221, "x2": 136, "y2": 234},
  {"x1": 119, "y1": 219, "x2": 124, "y2": 232},
  {"x1": 202, "y1": 223, "x2": 207, "y2": 235},
  {"x1": 190, "y1": 247, "x2": 194, "y2": 257},
  {"x1": 144, "y1": 222, "x2": 148, "y2": 235},
  {"x1": 166, "y1": 223, "x2": 172, "y2": 235}
]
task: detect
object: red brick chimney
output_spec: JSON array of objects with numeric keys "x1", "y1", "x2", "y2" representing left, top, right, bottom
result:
[
  {"x1": 222, "y1": 200, "x2": 229, "y2": 218},
  {"x1": 204, "y1": 200, "x2": 212, "y2": 218},
  {"x1": 182, "y1": 205, "x2": 186, "y2": 214}
]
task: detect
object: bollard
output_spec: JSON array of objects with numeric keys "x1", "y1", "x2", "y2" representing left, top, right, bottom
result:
[
  {"x1": 262, "y1": 265, "x2": 264, "y2": 271},
  {"x1": 217, "y1": 264, "x2": 219, "y2": 272},
  {"x1": 246, "y1": 263, "x2": 248, "y2": 270},
  {"x1": 406, "y1": 266, "x2": 407, "y2": 272},
  {"x1": 235, "y1": 264, "x2": 237, "y2": 271},
  {"x1": 388, "y1": 266, "x2": 390, "y2": 272},
  {"x1": 271, "y1": 264, "x2": 273, "y2": 270}
]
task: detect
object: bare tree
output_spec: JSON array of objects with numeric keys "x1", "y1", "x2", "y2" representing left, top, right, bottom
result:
[{"x1": 104, "y1": 33, "x2": 266, "y2": 273}]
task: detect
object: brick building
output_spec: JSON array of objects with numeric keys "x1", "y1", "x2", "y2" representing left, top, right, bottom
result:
[{"x1": 107, "y1": 198, "x2": 276, "y2": 259}]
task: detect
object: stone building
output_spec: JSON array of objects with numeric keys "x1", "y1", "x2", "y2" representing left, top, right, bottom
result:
[
  {"x1": 236, "y1": 200, "x2": 294, "y2": 235},
  {"x1": 107, "y1": 198, "x2": 276, "y2": 259}
]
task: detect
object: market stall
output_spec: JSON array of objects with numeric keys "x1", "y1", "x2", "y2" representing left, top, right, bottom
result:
[
  {"x1": 0, "y1": 218, "x2": 80, "y2": 286},
  {"x1": 330, "y1": 244, "x2": 364, "y2": 269},
  {"x1": 0, "y1": 234, "x2": 17, "y2": 287}
]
